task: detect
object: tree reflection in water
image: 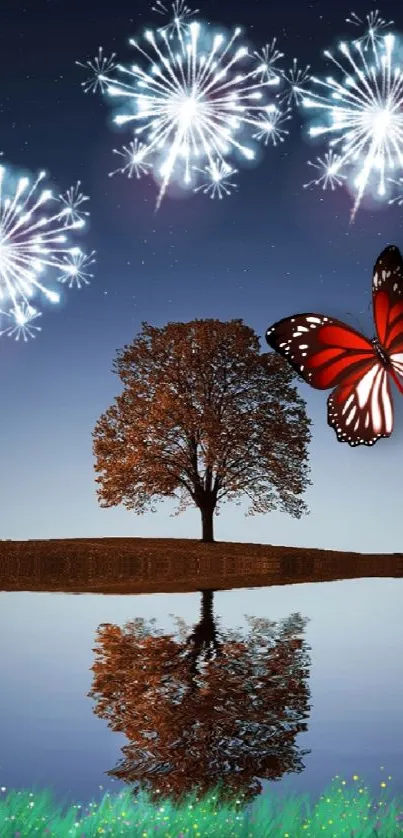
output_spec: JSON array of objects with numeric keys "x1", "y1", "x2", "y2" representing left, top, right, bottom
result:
[{"x1": 88, "y1": 589, "x2": 312, "y2": 806}]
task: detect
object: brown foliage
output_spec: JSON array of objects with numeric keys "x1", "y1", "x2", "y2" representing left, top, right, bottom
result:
[
  {"x1": 88, "y1": 608, "x2": 311, "y2": 805},
  {"x1": 92, "y1": 319, "x2": 312, "y2": 535}
]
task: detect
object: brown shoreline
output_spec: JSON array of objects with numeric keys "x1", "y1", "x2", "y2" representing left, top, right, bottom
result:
[{"x1": 0, "y1": 537, "x2": 402, "y2": 595}]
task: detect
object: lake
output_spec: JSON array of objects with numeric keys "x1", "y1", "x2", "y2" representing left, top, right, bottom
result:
[{"x1": 1, "y1": 544, "x2": 403, "y2": 812}]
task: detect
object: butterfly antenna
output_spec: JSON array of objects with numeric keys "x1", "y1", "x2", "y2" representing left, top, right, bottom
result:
[{"x1": 345, "y1": 311, "x2": 365, "y2": 332}]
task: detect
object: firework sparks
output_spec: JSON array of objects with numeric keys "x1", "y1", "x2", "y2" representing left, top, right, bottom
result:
[
  {"x1": 279, "y1": 59, "x2": 311, "y2": 106},
  {"x1": 253, "y1": 39, "x2": 284, "y2": 83},
  {"x1": 300, "y1": 32, "x2": 403, "y2": 220},
  {"x1": 346, "y1": 9, "x2": 393, "y2": 50},
  {"x1": 194, "y1": 160, "x2": 237, "y2": 199},
  {"x1": 304, "y1": 151, "x2": 347, "y2": 190},
  {"x1": 76, "y1": 47, "x2": 117, "y2": 94},
  {"x1": 110, "y1": 139, "x2": 152, "y2": 179},
  {"x1": 79, "y1": 22, "x2": 290, "y2": 208},
  {"x1": 59, "y1": 181, "x2": 90, "y2": 224},
  {"x1": 388, "y1": 177, "x2": 403, "y2": 206},
  {"x1": 0, "y1": 163, "x2": 94, "y2": 337},
  {"x1": 152, "y1": 0, "x2": 198, "y2": 39},
  {"x1": 57, "y1": 249, "x2": 96, "y2": 288},
  {"x1": 252, "y1": 103, "x2": 291, "y2": 145},
  {"x1": 0, "y1": 303, "x2": 42, "y2": 341}
]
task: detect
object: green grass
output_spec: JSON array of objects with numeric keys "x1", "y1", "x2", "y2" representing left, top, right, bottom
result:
[{"x1": 0, "y1": 773, "x2": 402, "y2": 837}]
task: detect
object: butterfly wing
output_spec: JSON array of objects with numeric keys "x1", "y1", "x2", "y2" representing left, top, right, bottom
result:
[
  {"x1": 327, "y1": 365, "x2": 393, "y2": 446},
  {"x1": 372, "y1": 244, "x2": 403, "y2": 381},
  {"x1": 327, "y1": 245, "x2": 403, "y2": 447},
  {"x1": 266, "y1": 313, "x2": 376, "y2": 389},
  {"x1": 266, "y1": 313, "x2": 391, "y2": 446}
]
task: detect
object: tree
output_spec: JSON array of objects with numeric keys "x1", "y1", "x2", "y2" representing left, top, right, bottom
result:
[
  {"x1": 93, "y1": 319, "x2": 311, "y2": 542},
  {"x1": 88, "y1": 605, "x2": 311, "y2": 805}
]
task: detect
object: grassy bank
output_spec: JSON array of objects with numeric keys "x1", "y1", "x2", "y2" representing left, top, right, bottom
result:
[{"x1": 1, "y1": 775, "x2": 402, "y2": 837}]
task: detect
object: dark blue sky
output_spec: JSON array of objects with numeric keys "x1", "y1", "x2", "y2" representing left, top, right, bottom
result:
[{"x1": 0, "y1": 0, "x2": 402, "y2": 550}]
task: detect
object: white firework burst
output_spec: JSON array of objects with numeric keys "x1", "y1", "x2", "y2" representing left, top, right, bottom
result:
[
  {"x1": 82, "y1": 22, "x2": 289, "y2": 208},
  {"x1": 59, "y1": 181, "x2": 90, "y2": 224},
  {"x1": 252, "y1": 103, "x2": 291, "y2": 146},
  {"x1": 57, "y1": 248, "x2": 96, "y2": 288},
  {"x1": 279, "y1": 59, "x2": 311, "y2": 106},
  {"x1": 152, "y1": 0, "x2": 198, "y2": 39},
  {"x1": 194, "y1": 160, "x2": 237, "y2": 199},
  {"x1": 304, "y1": 151, "x2": 347, "y2": 190},
  {"x1": 346, "y1": 9, "x2": 393, "y2": 50},
  {"x1": 110, "y1": 139, "x2": 152, "y2": 179},
  {"x1": 300, "y1": 32, "x2": 403, "y2": 220},
  {"x1": 0, "y1": 303, "x2": 42, "y2": 341},
  {"x1": 0, "y1": 163, "x2": 94, "y2": 329},
  {"x1": 253, "y1": 39, "x2": 284, "y2": 83},
  {"x1": 76, "y1": 47, "x2": 118, "y2": 94},
  {"x1": 388, "y1": 176, "x2": 403, "y2": 206}
]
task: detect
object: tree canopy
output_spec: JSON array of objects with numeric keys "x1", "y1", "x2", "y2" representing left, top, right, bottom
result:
[{"x1": 93, "y1": 318, "x2": 312, "y2": 540}]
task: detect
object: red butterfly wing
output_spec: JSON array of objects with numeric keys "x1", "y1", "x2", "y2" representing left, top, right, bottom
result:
[
  {"x1": 327, "y1": 365, "x2": 393, "y2": 446},
  {"x1": 266, "y1": 314, "x2": 390, "y2": 446},
  {"x1": 326, "y1": 246, "x2": 403, "y2": 445},
  {"x1": 372, "y1": 244, "x2": 403, "y2": 381},
  {"x1": 265, "y1": 313, "x2": 376, "y2": 390}
]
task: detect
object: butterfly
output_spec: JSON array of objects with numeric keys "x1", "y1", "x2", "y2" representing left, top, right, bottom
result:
[{"x1": 265, "y1": 245, "x2": 403, "y2": 447}]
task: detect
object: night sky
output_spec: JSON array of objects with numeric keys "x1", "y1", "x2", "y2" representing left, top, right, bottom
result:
[{"x1": 1, "y1": 0, "x2": 402, "y2": 551}]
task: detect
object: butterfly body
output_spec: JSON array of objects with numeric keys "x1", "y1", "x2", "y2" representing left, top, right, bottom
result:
[
  {"x1": 266, "y1": 245, "x2": 403, "y2": 447},
  {"x1": 371, "y1": 338, "x2": 388, "y2": 366}
]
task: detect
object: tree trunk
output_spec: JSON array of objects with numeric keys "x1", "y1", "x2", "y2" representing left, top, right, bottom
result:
[{"x1": 200, "y1": 504, "x2": 214, "y2": 542}]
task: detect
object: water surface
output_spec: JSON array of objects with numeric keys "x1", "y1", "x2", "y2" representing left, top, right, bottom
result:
[{"x1": 1, "y1": 561, "x2": 402, "y2": 809}]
